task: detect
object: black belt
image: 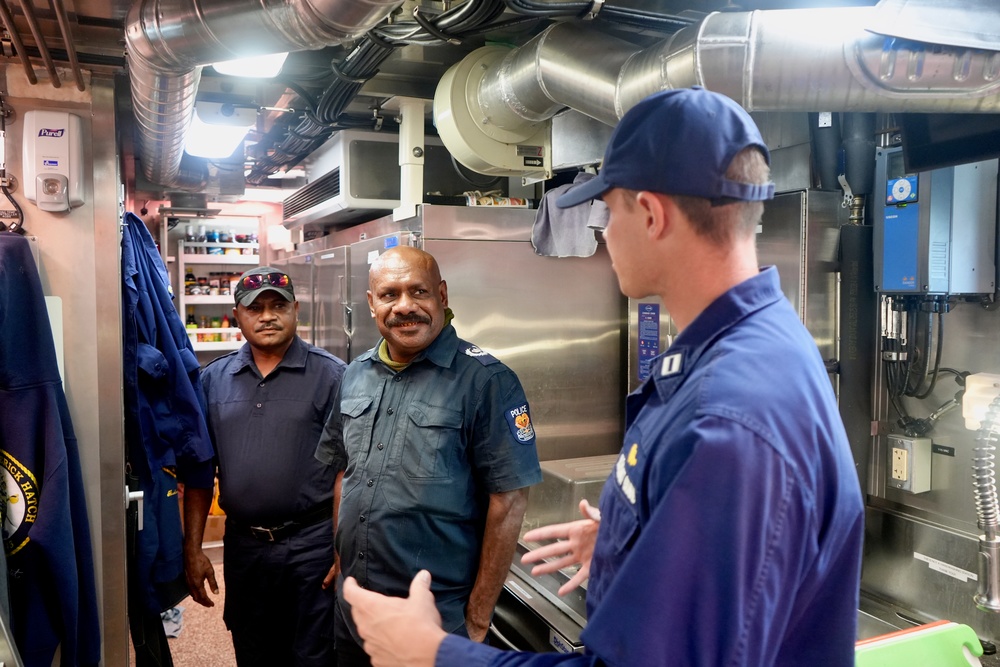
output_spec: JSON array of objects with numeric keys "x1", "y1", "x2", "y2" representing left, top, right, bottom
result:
[{"x1": 230, "y1": 502, "x2": 333, "y2": 542}]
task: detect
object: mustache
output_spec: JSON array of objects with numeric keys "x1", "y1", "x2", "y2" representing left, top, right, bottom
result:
[
  {"x1": 386, "y1": 314, "x2": 431, "y2": 328},
  {"x1": 256, "y1": 323, "x2": 283, "y2": 332}
]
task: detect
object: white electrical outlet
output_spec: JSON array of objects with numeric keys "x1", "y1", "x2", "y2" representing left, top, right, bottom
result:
[
  {"x1": 891, "y1": 447, "x2": 908, "y2": 482},
  {"x1": 888, "y1": 434, "x2": 931, "y2": 494}
]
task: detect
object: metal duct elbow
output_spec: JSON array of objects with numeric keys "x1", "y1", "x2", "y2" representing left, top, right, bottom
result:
[
  {"x1": 125, "y1": 0, "x2": 404, "y2": 188},
  {"x1": 436, "y1": 5, "x2": 1000, "y2": 176}
]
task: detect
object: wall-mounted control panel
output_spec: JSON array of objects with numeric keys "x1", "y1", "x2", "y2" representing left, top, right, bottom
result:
[{"x1": 874, "y1": 147, "x2": 997, "y2": 295}]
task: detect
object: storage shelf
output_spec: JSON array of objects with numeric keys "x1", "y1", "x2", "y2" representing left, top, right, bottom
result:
[
  {"x1": 186, "y1": 295, "x2": 237, "y2": 305},
  {"x1": 190, "y1": 340, "x2": 242, "y2": 352},
  {"x1": 177, "y1": 237, "x2": 261, "y2": 347},
  {"x1": 181, "y1": 253, "x2": 258, "y2": 265},
  {"x1": 182, "y1": 241, "x2": 259, "y2": 249},
  {"x1": 176, "y1": 235, "x2": 261, "y2": 352}
]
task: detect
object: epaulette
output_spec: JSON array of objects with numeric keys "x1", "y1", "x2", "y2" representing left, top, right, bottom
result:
[{"x1": 459, "y1": 341, "x2": 500, "y2": 365}]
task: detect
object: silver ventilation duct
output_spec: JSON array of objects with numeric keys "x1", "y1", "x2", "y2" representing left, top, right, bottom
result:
[
  {"x1": 125, "y1": 0, "x2": 404, "y2": 189},
  {"x1": 435, "y1": 6, "x2": 1000, "y2": 177}
]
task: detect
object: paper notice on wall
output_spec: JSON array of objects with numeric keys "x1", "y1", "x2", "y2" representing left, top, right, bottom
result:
[{"x1": 914, "y1": 552, "x2": 977, "y2": 582}]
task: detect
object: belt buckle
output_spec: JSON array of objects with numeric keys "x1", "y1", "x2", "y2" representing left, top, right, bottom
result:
[{"x1": 249, "y1": 525, "x2": 276, "y2": 542}]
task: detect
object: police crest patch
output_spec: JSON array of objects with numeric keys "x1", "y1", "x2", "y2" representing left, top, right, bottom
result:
[{"x1": 505, "y1": 403, "x2": 536, "y2": 444}]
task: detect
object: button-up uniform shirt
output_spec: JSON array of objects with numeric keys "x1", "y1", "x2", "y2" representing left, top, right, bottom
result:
[
  {"x1": 200, "y1": 335, "x2": 347, "y2": 525},
  {"x1": 337, "y1": 324, "x2": 542, "y2": 640},
  {"x1": 437, "y1": 267, "x2": 864, "y2": 667}
]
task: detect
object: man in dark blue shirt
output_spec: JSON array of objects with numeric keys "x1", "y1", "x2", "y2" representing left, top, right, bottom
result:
[
  {"x1": 183, "y1": 266, "x2": 347, "y2": 667},
  {"x1": 342, "y1": 88, "x2": 865, "y2": 667}
]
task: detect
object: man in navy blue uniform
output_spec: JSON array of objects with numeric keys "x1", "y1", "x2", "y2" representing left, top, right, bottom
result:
[
  {"x1": 184, "y1": 266, "x2": 347, "y2": 667},
  {"x1": 342, "y1": 87, "x2": 865, "y2": 666}
]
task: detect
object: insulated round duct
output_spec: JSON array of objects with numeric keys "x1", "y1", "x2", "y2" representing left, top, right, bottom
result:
[{"x1": 434, "y1": 46, "x2": 552, "y2": 179}]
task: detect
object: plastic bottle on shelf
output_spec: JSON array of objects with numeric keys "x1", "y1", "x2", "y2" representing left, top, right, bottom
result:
[
  {"x1": 224, "y1": 229, "x2": 240, "y2": 255},
  {"x1": 211, "y1": 317, "x2": 222, "y2": 342},
  {"x1": 195, "y1": 225, "x2": 207, "y2": 254},
  {"x1": 199, "y1": 316, "x2": 209, "y2": 342},
  {"x1": 206, "y1": 228, "x2": 222, "y2": 255},
  {"x1": 184, "y1": 270, "x2": 196, "y2": 295},
  {"x1": 186, "y1": 308, "x2": 197, "y2": 344},
  {"x1": 221, "y1": 314, "x2": 231, "y2": 341}
]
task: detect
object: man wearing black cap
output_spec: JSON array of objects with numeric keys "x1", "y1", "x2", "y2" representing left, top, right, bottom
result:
[
  {"x1": 342, "y1": 87, "x2": 865, "y2": 667},
  {"x1": 183, "y1": 265, "x2": 348, "y2": 667}
]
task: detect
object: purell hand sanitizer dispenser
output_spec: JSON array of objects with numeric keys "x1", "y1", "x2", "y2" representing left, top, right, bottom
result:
[{"x1": 22, "y1": 110, "x2": 84, "y2": 213}]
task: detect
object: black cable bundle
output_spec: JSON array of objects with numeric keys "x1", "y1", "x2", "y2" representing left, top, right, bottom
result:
[
  {"x1": 882, "y1": 296, "x2": 962, "y2": 436},
  {"x1": 245, "y1": 35, "x2": 395, "y2": 185},
  {"x1": 246, "y1": 0, "x2": 518, "y2": 185},
  {"x1": 503, "y1": 0, "x2": 693, "y2": 32},
  {"x1": 373, "y1": 0, "x2": 507, "y2": 45}
]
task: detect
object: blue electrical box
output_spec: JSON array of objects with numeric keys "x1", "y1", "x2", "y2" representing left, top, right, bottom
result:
[{"x1": 874, "y1": 147, "x2": 998, "y2": 295}]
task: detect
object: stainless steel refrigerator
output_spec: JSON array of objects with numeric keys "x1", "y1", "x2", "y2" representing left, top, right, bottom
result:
[{"x1": 314, "y1": 203, "x2": 627, "y2": 463}]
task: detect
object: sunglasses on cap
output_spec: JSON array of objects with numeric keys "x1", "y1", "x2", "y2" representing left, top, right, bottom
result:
[{"x1": 240, "y1": 272, "x2": 290, "y2": 290}]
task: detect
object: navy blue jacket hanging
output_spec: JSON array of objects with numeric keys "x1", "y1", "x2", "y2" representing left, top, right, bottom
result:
[
  {"x1": 121, "y1": 211, "x2": 215, "y2": 613},
  {"x1": 0, "y1": 232, "x2": 101, "y2": 667}
]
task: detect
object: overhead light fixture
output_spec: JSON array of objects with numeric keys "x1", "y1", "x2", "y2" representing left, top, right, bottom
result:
[
  {"x1": 212, "y1": 52, "x2": 289, "y2": 78},
  {"x1": 184, "y1": 101, "x2": 257, "y2": 159}
]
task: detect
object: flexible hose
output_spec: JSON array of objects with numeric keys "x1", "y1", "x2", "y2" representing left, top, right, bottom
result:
[
  {"x1": 974, "y1": 396, "x2": 1000, "y2": 538},
  {"x1": 974, "y1": 395, "x2": 1000, "y2": 611}
]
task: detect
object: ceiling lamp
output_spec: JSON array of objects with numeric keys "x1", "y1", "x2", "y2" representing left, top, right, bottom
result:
[
  {"x1": 184, "y1": 101, "x2": 257, "y2": 159},
  {"x1": 212, "y1": 52, "x2": 289, "y2": 78}
]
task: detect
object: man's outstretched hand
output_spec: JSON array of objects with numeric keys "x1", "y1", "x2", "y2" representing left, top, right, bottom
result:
[
  {"x1": 343, "y1": 570, "x2": 447, "y2": 667},
  {"x1": 521, "y1": 499, "x2": 601, "y2": 596}
]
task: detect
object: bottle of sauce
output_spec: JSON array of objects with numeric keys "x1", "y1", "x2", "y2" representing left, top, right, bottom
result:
[{"x1": 186, "y1": 308, "x2": 197, "y2": 344}]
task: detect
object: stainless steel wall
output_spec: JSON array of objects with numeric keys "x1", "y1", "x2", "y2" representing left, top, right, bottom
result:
[
  {"x1": 866, "y1": 299, "x2": 1000, "y2": 641},
  {"x1": 420, "y1": 206, "x2": 626, "y2": 461}
]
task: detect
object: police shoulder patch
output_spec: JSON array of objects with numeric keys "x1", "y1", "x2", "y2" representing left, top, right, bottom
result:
[
  {"x1": 459, "y1": 341, "x2": 499, "y2": 365},
  {"x1": 505, "y1": 403, "x2": 536, "y2": 444}
]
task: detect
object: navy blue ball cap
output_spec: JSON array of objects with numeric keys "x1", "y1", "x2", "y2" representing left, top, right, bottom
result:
[{"x1": 556, "y1": 87, "x2": 775, "y2": 208}]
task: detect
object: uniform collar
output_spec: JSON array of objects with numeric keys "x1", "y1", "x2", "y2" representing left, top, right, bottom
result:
[
  {"x1": 359, "y1": 324, "x2": 459, "y2": 370},
  {"x1": 230, "y1": 334, "x2": 308, "y2": 375},
  {"x1": 651, "y1": 266, "x2": 785, "y2": 396}
]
